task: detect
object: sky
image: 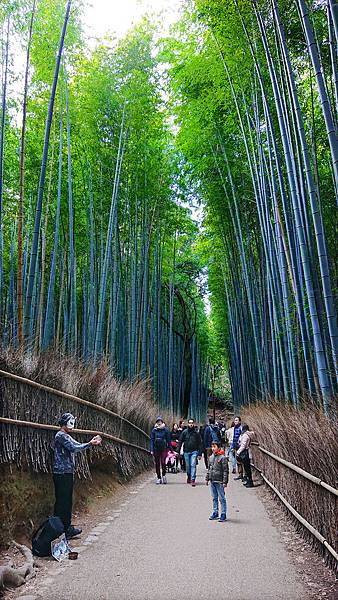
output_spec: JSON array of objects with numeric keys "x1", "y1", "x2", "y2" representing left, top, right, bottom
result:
[{"x1": 82, "y1": 0, "x2": 184, "y2": 45}]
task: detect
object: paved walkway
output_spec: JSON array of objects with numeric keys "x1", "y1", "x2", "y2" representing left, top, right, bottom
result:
[{"x1": 19, "y1": 467, "x2": 305, "y2": 600}]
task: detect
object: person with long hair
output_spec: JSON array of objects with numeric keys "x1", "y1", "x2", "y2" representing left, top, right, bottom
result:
[{"x1": 237, "y1": 423, "x2": 255, "y2": 488}]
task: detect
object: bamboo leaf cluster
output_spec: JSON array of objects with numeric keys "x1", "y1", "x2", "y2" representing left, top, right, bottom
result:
[
  {"x1": 0, "y1": 0, "x2": 209, "y2": 420},
  {"x1": 166, "y1": 0, "x2": 337, "y2": 415}
]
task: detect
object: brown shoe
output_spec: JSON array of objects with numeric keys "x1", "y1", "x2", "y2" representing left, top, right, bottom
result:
[{"x1": 191, "y1": 480, "x2": 196, "y2": 487}]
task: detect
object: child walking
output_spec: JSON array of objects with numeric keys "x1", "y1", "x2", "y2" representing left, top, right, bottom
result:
[{"x1": 205, "y1": 440, "x2": 229, "y2": 522}]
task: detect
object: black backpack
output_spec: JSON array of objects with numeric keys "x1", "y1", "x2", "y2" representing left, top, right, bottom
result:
[
  {"x1": 210, "y1": 425, "x2": 221, "y2": 444},
  {"x1": 154, "y1": 431, "x2": 167, "y2": 451},
  {"x1": 32, "y1": 516, "x2": 64, "y2": 557}
]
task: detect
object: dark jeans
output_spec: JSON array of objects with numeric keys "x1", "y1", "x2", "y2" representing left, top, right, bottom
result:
[
  {"x1": 53, "y1": 473, "x2": 74, "y2": 530},
  {"x1": 154, "y1": 450, "x2": 167, "y2": 479},
  {"x1": 241, "y1": 453, "x2": 253, "y2": 483}
]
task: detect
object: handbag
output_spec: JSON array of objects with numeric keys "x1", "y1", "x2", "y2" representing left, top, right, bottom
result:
[{"x1": 238, "y1": 449, "x2": 249, "y2": 462}]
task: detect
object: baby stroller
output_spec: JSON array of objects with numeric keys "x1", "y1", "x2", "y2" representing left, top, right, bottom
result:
[{"x1": 166, "y1": 449, "x2": 178, "y2": 473}]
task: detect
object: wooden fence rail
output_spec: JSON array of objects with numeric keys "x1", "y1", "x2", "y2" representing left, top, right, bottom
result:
[
  {"x1": 257, "y1": 469, "x2": 338, "y2": 563},
  {"x1": 254, "y1": 444, "x2": 338, "y2": 496},
  {"x1": 0, "y1": 369, "x2": 150, "y2": 440},
  {"x1": 0, "y1": 369, "x2": 152, "y2": 477},
  {"x1": 251, "y1": 443, "x2": 338, "y2": 568},
  {"x1": 0, "y1": 416, "x2": 150, "y2": 454}
]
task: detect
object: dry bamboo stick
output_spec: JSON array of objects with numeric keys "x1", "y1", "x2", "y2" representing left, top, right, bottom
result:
[
  {"x1": 0, "y1": 369, "x2": 149, "y2": 439},
  {"x1": 0, "y1": 416, "x2": 150, "y2": 454},
  {"x1": 252, "y1": 443, "x2": 338, "y2": 497}
]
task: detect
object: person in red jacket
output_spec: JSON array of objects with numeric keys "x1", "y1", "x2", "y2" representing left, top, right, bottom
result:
[{"x1": 205, "y1": 440, "x2": 229, "y2": 522}]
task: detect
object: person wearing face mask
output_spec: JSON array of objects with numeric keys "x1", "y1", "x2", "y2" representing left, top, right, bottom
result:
[{"x1": 53, "y1": 412, "x2": 102, "y2": 539}]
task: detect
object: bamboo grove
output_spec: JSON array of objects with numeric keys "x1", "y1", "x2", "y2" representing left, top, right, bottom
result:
[
  {"x1": 1, "y1": 0, "x2": 337, "y2": 419},
  {"x1": 166, "y1": 0, "x2": 337, "y2": 415},
  {"x1": 0, "y1": 0, "x2": 209, "y2": 421}
]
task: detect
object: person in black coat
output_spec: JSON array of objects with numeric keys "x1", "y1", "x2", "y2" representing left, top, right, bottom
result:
[
  {"x1": 178, "y1": 418, "x2": 203, "y2": 486},
  {"x1": 150, "y1": 416, "x2": 172, "y2": 484}
]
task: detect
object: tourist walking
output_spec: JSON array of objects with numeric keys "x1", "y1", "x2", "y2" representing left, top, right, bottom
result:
[
  {"x1": 53, "y1": 412, "x2": 102, "y2": 539},
  {"x1": 205, "y1": 440, "x2": 229, "y2": 522},
  {"x1": 150, "y1": 416, "x2": 172, "y2": 484},
  {"x1": 231, "y1": 416, "x2": 244, "y2": 480},
  {"x1": 225, "y1": 421, "x2": 236, "y2": 473},
  {"x1": 171, "y1": 423, "x2": 180, "y2": 446},
  {"x1": 178, "y1": 418, "x2": 203, "y2": 487},
  {"x1": 203, "y1": 418, "x2": 222, "y2": 459},
  {"x1": 170, "y1": 423, "x2": 180, "y2": 471},
  {"x1": 237, "y1": 423, "x2": 255, "y2": 488},
  {"x1": 177, "y1": 421, "x2": 186, "y2": 472},
  {"x1": 199, "y1": 422, "x2": 209, "y2": 468}
]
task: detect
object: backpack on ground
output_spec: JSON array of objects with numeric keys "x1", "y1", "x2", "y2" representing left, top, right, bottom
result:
[{"x1": 32, "y1": 516, "x2": 64, "y2": 557}]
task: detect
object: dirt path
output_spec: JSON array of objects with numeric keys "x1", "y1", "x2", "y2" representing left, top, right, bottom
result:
[{"x1": 12, "y1": 465, "x2": 309, "y2": 600}]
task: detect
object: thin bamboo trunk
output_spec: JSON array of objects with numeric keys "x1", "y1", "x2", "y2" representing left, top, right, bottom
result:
[
  {"x1": 17, "y1": 0, "x2": 36, "y2": 350},
  {"x1": 25, "y1": 0, "x2": 72, "y2": 339}
]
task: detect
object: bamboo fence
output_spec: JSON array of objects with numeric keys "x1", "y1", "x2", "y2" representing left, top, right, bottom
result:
[
  {"x1": 251, "y1": 444, "x2": 338, "y2": 571},
  {"x1": 0, "y1": 369, "x2": 152, "y2": 478}
]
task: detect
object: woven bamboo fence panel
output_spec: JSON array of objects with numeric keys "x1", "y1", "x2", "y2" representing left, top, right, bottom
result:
[{"x1": 0, "y1": 373, "x2": 152, "y2": 478}]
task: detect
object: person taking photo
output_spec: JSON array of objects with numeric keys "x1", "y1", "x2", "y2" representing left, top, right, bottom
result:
[{"x1": 53, "y1": 412, "x2": 102, "y2": 539}]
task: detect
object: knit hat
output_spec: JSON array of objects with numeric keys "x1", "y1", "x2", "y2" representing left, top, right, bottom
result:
[
  {"x1": 155, "y1": 416, "x2": 163, "y2": 423},
  {"x1": 58, "y1": 412, "x2": 76, "y2": 427}
]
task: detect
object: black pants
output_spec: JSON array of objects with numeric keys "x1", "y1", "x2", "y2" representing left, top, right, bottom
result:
[
  {"x1": 53, "y1": 473, "x2": 74, "y2": 531},
  {"x1": 241, "y1": 453, "x2": 253, "y2": 483},
  {"x1": 203, "y1": 449, "x2": 208, "y2": 469}
]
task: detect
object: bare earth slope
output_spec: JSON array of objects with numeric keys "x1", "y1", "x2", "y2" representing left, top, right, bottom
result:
[{"x1": 18, "y1": 465, "x2": 306, "y2": 600}]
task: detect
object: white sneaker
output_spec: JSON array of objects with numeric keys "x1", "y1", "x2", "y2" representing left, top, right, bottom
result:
[
  {"x1": 156, "y1": 478, "x2": 162, "y2": 485},
  {"x1": 162, "y1": 475, "x2": 167, "y2": 484}
]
